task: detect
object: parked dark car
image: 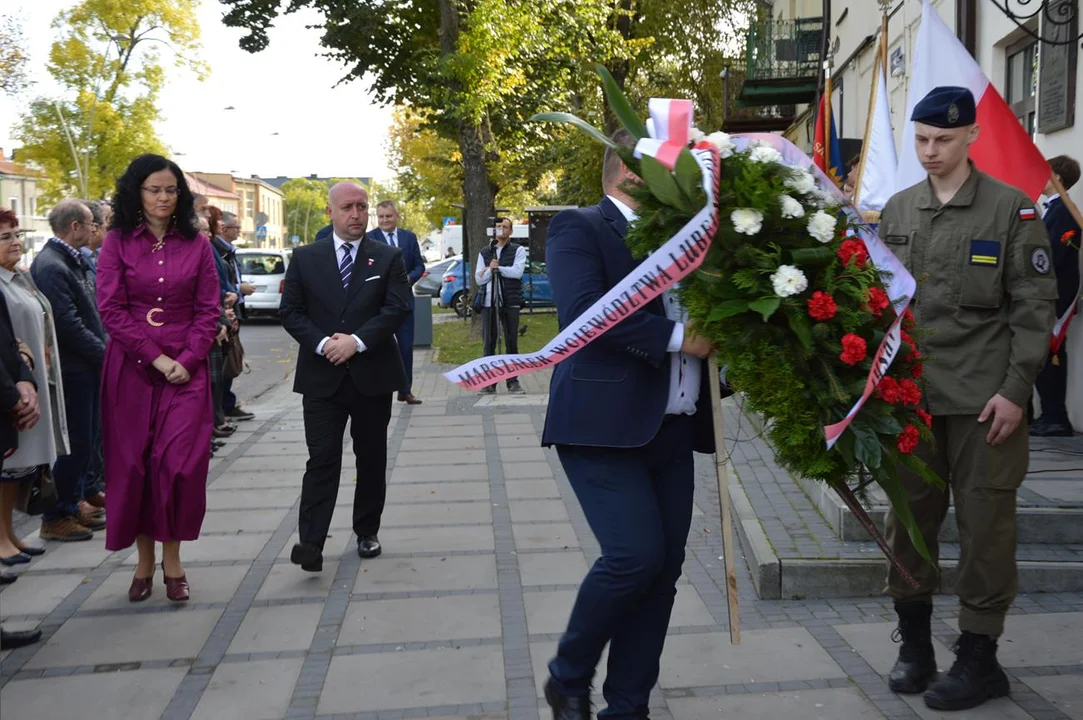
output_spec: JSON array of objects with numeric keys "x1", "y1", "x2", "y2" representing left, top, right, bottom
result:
[{"x1": 413, "y1": 256, "x2": 458, "y2": 298}]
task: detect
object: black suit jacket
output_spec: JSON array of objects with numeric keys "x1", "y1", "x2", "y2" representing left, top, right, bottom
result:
[
  {"x1": 0, "y1": 292, "x2": 35, "y2": 455},
  {"x1": 30, "y1": 241, "x2": 106, "y2": 374},
  {"x1": 281, "y1": 237, "x2": 412, "y2": 398},
  {"x1": 1044, "y1": 197, "x2": 1082, "y2": 317},
  {"x1": 541, "y1": 197, "x2": 716, "y2": 453}
]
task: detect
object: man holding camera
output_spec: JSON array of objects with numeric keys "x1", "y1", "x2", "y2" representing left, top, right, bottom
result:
[{"x1": 474, "y1": 217, "x2": 526, "y2": 394}]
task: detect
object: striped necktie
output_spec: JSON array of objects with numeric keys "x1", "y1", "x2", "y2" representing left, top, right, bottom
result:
[{"x1": 339, "y1": 243, "x2": 354, "y2": 290}]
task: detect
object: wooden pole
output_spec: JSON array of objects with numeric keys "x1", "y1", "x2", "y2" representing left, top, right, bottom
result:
[
  {"x1": 708, "y1": 352, "x2": 741, "y2": 644},
  {"x1": 852, "y1": 5, "x2": 890, "y2": 210}
]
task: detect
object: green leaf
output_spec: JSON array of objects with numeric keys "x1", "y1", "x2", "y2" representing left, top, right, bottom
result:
[
  {"x1": 894, "y1": 452, "x2": 947, "y2": 491},
  {"x1": 786, "y1": 310, "x2": 814, "y2": 351},
  {"x1": 877, "y1": 464, "x2": 935, "y2": 566},
  {"x1": 834, "y1": 428, "x2": 857, "y2": 470},
  {"x1": 674, "y1": 149, "x2": 704, "y2": 204},
  {"x1": 851, "y1": 423, "x2": 883, "y2": 470},
  {"x1": 596, "y1": 64, "x2": 649, "y2": 139},
  {"x1": 531, "y1": 112, "x2": 617, "y2": 149},
  {"x1": 790, "y1": 247, "x2": 836, "y2": 265},
  {"x1": 749, "y1": 297, "x2": 781, "y2": 321},
  {"x1": 708, "y1": 299, "x2": 750, "y2": 321},
  {"x1": 640, "y1": 156, "x2": 693, "y2": 213},
  {"x1": 859, "y1": 410, "x2": 903, "y2": 436}
]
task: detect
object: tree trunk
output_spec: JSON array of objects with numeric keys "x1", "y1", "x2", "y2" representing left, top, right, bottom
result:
[
  {"x1": 439, "y1": 0, "x2": 494, "y2": 289},
  {"x1": 603, "y1": 0, "x2": 636, "y2": 135}
]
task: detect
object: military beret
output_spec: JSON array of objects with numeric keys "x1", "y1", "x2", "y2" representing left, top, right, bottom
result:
[{"x1": 911, "y1": 86, "x2": 976, "y2": 128}]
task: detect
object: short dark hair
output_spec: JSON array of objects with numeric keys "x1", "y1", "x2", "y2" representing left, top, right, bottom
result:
[
  {"x1": 376, "y1": 199, "x2": 398, "y2": 212},
  {"x1": 1049, "y1": 155, "x2": 1081, "y2": 192},
  {"x1": 83, "y1": 200, "x2": 104, "y2": 225},
  {"x1": 111, "y1": 154, "x2": 200, "y2": 239},
  {"x1": 602, "y1": 129, "x2": 637, "y2": 190},
  {"x1": 0, "y1": 209, "x2": 18, "y2": 229}
]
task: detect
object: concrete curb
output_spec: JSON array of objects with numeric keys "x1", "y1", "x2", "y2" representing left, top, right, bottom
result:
[{"x1": 729, "y1": 461, "x2": 782, "y2": 600}]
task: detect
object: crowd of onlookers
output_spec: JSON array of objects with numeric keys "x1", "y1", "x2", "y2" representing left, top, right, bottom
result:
[{"x1": 0, "y1": 178, "x2": 258, "y2": 650}]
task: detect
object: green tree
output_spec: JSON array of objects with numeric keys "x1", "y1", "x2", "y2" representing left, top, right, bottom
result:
[
  {"x1": 0, "y1": 13, "x2": 30, "y2": 96},
  {"x1": 282, "y1": 177, "x2": 328, "y2": 245},
  {"x1": 14, "y1": 0, "x2": 205, "y2": 202}
]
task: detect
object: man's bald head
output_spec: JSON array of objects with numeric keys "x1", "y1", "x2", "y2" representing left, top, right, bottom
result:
[{"x1": 327, "y1": 182, "x2": 370, "y2": 241}]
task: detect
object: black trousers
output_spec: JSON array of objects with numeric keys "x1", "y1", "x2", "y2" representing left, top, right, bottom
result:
[
  {"x1": 299, "y1": 377, "x2": 392, "y2": 548},
  {"x1": 481, "y1": 305, "x2": 520, "y2": 388},
  {"x1": 1035, "y1": 347, "x2": 1069, "y2": 425}
]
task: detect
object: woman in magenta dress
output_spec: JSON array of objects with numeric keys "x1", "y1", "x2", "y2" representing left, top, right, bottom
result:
[{"x1": 98, "y1": 155, "x2": 220, "y2": 603}]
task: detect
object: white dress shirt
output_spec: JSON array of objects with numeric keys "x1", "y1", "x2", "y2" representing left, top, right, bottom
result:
[
  {"x1": 315, "y1": 232, "x2": 367, "y2": 357},
  {"x1": 384, "y1": 229, "x2": 398, "y2": 247},
  {"x1": 606, "y1": 195, "x2": 700, "y2": 416},
  {"x1": 1042, "y1": 193, "x2": 1061, "y2": 217},
  {"x1": 474, "y1": 243, "x2": 527, "y2": 307}
]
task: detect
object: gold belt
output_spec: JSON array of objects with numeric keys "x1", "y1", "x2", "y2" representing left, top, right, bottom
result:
[{"x1": 146, "y1": 308, "x2": 164, "y2": 327}]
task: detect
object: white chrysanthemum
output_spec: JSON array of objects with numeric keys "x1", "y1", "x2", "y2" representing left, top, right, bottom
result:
[
  {"x1": 749, "y1": 145, "x2": 783, "y2": 164},
  {"x1": 784, "y1": 168, "x2": 817, "y2": 195},
  {"x1": 689, "y1": 127, "x2": 706, "y2": 144},
  {"x1": 706, "y1": 131, "x2": 736, "y2": 158},
  {"x1": 730, "y1": 208, "x2": 764, "y2": 235},
  {"x1": 779, "y1": 194, "x2": 805, "y2": 219},
  {"x1": 807, "y1": 210, "x2": 837, "y2": 244},
  {"x1": 771, "y1": 265, "x2": 808, "y2": 298}
]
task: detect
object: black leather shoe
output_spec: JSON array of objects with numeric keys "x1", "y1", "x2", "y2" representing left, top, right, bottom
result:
[
  {"x1": 290, "y1": 543, "x2": 323, "y2": 572},
  {"x1": 923, "y1": 631, "x2": 1010, "y2": 711},
  {"x1": 0, "y1": 572, "x2": 17, "y2": 585},
  {"x1": 888, "y1": 602, "x2": 938, "y2": 694},
  {"x1": 544, "y1": 679, "x2": 592, "y2": 720},
  {"x1": 1030, "y1": 421, "x2": 1075, "y2": 437},
  {"x1": 357, "y1": 535, "x2": 382, "y2": 558},
  {"x1": 1, "y1": 628, "x2": 42, "y2": 650}
]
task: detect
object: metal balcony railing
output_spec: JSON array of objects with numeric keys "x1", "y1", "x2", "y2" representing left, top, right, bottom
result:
[{"x1": 745, "y1": 16, "x2": 824, "y2": 82}]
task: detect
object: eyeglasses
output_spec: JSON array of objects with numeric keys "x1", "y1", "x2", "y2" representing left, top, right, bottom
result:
[
  {"x1": 0, "y1": 230, "x2": 25, "y2": 245},
  {"x1": 141, "y1": 186, "x2": 179, "y2": 197}
]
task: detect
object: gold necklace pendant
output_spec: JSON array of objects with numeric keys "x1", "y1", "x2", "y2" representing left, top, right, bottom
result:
[{"x1": 151, "y1": 236, "x2": 166, "y2": 253}]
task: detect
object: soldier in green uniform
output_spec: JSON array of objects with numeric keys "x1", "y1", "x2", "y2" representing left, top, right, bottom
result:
[{"x1": 878, "y1": 86, "x2": 1058, "y2": 711}]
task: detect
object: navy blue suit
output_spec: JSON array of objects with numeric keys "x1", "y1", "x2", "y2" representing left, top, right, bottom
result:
[
  {"x1": 368, "y1": 228, "x2": 425, "y2": 395},
  {"x1": 1037, "y1": 196, "x2": 1081, "y2": 425},
  {"x1": 541, "y1": 198, "x2": 715, "y2": 716}
]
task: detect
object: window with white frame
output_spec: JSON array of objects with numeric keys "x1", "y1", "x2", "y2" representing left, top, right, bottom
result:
[{"x1": 1006, "y1": 37, "x2": 1039, "y2": 136}]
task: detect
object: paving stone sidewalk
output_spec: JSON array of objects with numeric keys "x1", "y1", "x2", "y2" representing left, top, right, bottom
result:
[{"x1": 0, "y1": 349, "x2": 1080, "y2": 720}]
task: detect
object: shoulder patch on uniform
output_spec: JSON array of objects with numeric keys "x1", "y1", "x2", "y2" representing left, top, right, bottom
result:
[
  {"x1": 1028, "y1": 245, "x2": 1052, "y2": 275},
  {"x1": 1018, "y1": 207, "x2": 1038, "y2": 221}
]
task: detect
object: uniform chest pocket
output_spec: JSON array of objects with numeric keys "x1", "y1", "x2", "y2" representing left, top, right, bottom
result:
[{"x1": 958, "y1": 239, "x2": 1004, "y2": 309}]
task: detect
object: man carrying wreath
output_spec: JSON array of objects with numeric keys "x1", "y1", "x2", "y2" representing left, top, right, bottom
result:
[
  {"x1": 878, "y1": 86, "x2": 1058, "y2": 712},
  {"x1": 539, "y1": 129, "x2": 719, "y2": 719}
]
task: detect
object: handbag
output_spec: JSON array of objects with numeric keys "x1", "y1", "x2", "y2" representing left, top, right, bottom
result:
[
  {"x1": 223, "y1": 332, "x2": 246, "y2": 380},
  {"x1": 15, "y1": 466, "x2": 58, "y2": 516}
]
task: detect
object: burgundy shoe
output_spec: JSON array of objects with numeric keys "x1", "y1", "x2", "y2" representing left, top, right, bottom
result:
[
  {"x1": 162, "y1": 562, "x2": 190, "y2": 602},
  {"x1": 128, "y1": 576, "x2": 153, "y2": 602}
]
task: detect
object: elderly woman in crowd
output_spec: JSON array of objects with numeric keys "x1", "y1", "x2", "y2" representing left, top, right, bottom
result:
[
  {"x1": 98, "y1": 154, "x2": 220, "y2": 603},
  {"x1": 0, "y1": 209, "x2": 69, "y2": 564}
]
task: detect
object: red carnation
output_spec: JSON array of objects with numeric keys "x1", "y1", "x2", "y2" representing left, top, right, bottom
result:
[
  {"x1": 916, "y1": 408, "x2": 933, "y2": 428},
  {"x1": 902, "y1": 308, "x2": 916, "y2": 331},
  {"x1": 837, "y1": 239, "x2": 869, "y2": 267},
  {"x1": 899, "y1": 379, "x2": 923, "y2": 407},
  {"x1": 1062, "y1": 229, "x2": 1077, "y2": 245},
  {"x1": 910, "y1": 362, "x2": 924, "y2": 379},
  {"x1": 867, "y1": 286, "x2": 890, "y2": 317},
  {"x1": 808, "y1": 291, "x2": 838, "y2": 321},
  {"x1": 840, "y1": 333, "x2": 868, "y2": 366},
  {"x1": 877, "y1": 376, "x2": 902, "y2": 404},
  {"x1": 897, "y1": 425, "x2": 920, "y2": 454}
]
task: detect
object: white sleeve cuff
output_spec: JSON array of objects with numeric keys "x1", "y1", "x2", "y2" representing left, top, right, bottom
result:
[
  {"x1": 316, "y1": 337, "x2": 330, "y2": 356},
  {"x1": 352, "y1": 335, "x2": 366, "y2": 353},
  {"x1": 667, "y1": 322, "x2": 684, "y2": 353}
]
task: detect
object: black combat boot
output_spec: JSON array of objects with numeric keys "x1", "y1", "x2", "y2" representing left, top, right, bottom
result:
[
  {"x1": 888, "y1": 602, "x2": 938, "y2": 694},
  {"x1": 923, "y1": 631, "x2": 1010, "y2": 711}
]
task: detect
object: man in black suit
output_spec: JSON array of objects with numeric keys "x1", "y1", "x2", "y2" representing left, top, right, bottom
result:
[
  {"x1": 541, "y1": 130, "x2": 717, "y2": 719},
  {"x1": 1033, "y1": 155, "x2": 1081, "y2": 438},
  {"x1": 0, "y1": 291, "x2": 42, "y2": 650},
  {"x1": 281, "y1": 182, "x2": 412, "y2": 569},
  {"x1": 368, "y1": 200, "x2": 426, "y2": 405}
]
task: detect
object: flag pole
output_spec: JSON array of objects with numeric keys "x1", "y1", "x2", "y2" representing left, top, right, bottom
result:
[
  {"x1": 853, "y1": 2, "x2": 891, "y2": 215},
  {"x1": 823, "y1": 60, "x2": 833, "y2": 175},
  {"x1": 708, "y1": 351, "x2": 741, "y2": 645}
]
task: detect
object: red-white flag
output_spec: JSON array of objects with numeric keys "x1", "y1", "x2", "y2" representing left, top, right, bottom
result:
[{"x1": 896, "y1": 1, "x2": 1050, "y2": 200}]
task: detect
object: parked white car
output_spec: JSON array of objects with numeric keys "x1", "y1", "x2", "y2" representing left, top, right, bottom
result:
[{"x1": 237, "y1": 248, "x2": 291, "y2": 319}]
